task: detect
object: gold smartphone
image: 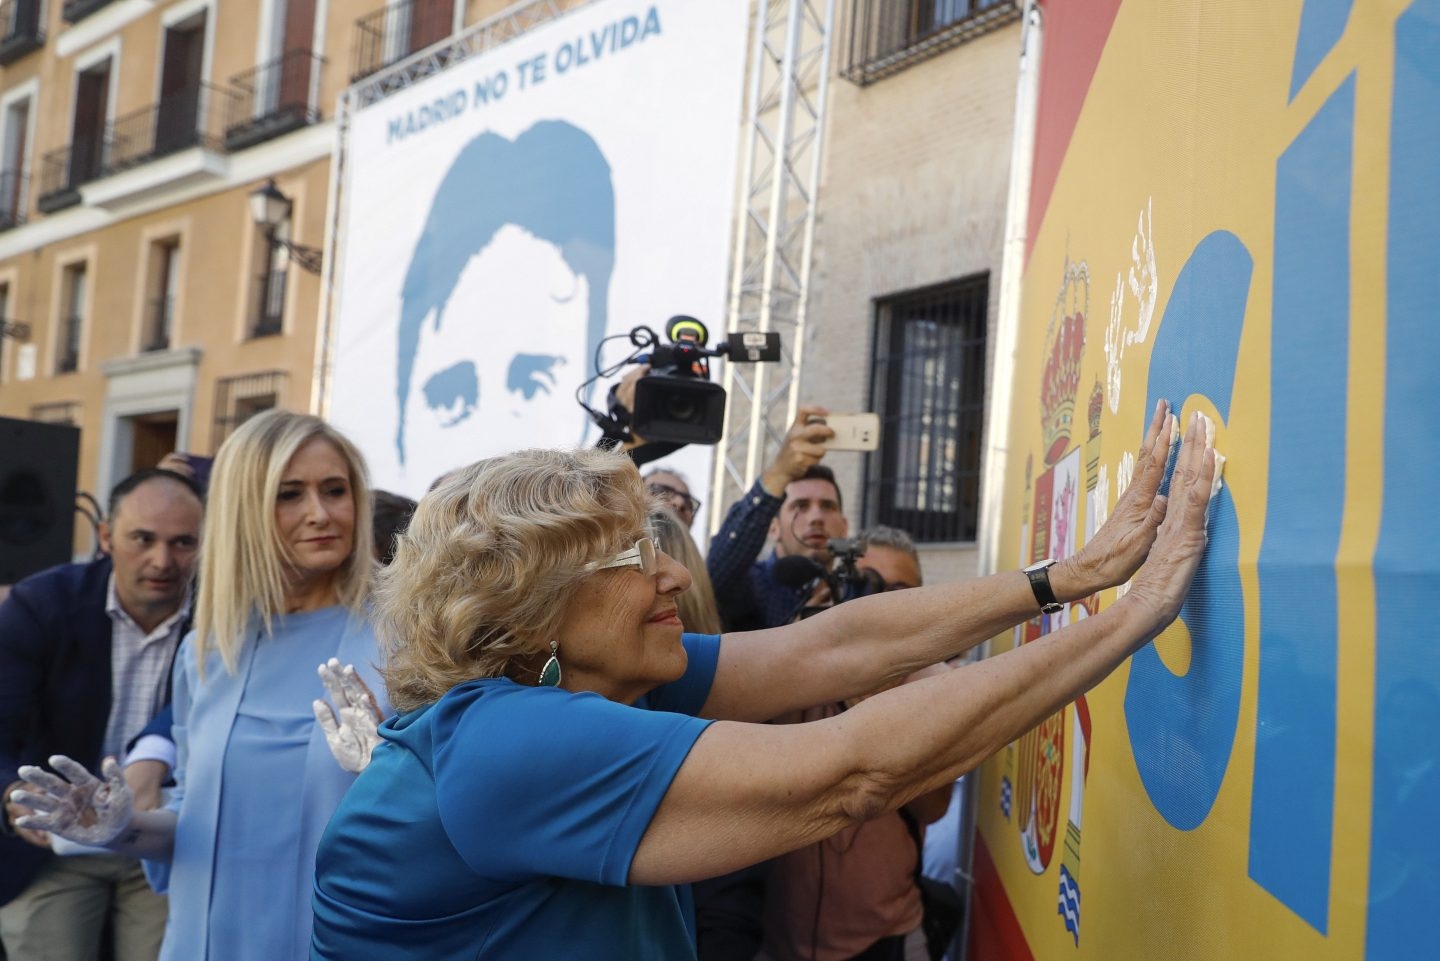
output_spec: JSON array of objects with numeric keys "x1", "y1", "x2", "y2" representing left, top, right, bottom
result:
[{"x1": 809, "y1": 412, "x2": 881, "y2": 451}]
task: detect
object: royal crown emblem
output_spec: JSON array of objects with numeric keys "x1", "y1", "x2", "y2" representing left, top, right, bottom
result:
[{"x1": 1041, "y1": 258, "x2": 1089, "y2": 465}]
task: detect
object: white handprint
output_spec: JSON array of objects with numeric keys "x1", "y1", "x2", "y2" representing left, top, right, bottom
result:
[
  {"x1": 313, "y1": 658, "x2": 384, "y2": 774},
  {"x1": 1105, "y1": 271, "x2": 1125, "y2": 414},
  {"x1": 1128, "y1": 197, "x2": 1158, "y2": 347},
  {"x1": 1092, "y1": 464, "x2": 1110, "y2": 532},
  {"x1": 14, "y1": 756, "x2": 133, "y2": 846}
]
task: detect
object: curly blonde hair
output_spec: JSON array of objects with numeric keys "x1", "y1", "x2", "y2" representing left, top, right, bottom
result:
[{"x1": 377, "y1": 448, "x2": 649, "y2": 711}]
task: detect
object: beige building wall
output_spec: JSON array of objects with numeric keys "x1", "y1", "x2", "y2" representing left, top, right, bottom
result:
[
  {"x1": 0, "y1": 0, "x2": 1023, "y2": 579},
  {"x1": 0, "y1": 0, "x2": 477, "y2": 566},
  {"x1": 801, "y1": 19, "x2": 1022, "y2": 587}
]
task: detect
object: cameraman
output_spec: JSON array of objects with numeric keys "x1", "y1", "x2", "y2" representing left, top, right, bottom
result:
[{"x1": 706, "y1": 406, "x2": 846, "y2": 631}]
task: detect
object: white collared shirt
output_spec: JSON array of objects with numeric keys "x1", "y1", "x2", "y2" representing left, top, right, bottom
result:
[{"x1": 102, "y1": 575, "x2": 192, "y2": 763}]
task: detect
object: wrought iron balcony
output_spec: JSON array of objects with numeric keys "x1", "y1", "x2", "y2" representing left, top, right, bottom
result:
[
  {"x1": 104, "y1": 82, "x2": 235, "y2": 174},
  {"x1": 61, "y1": 0, "x2": 116, "y2": 25},
  {"x1": 352, "y1": 0, "x2": 453, "y2": 81},
  {"x1": 0, "y1": 0, "x2": 45, "y2": 65},
  {"x1": 36, "y1": 83, "x2": 238, "y2": 213},
  {"x1": 842, "y1": 0, "x2": 1021, "y2": 86},
  {"x1": 0, "y1": 169, "x2": 28, "y2": 231},
  {"x1": 36, "y1": 144, "x2": 93, "y2": 213},
  {"x1": 226, "y1": 50, "x2": 326, "y2": 152}
]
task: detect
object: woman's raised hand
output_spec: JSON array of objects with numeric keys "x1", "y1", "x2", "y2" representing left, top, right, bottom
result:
[
  {"x1": 1125, "y1": 411, "x2": 1219, "y2": 626},
  {"x1": 13, "y1": 755, "x2": 134, "y2": 846},
  {"x1": 314, "y1": 659, "x2": 384, "y2": 774},
  {"x1": 1062, "y1": 399, "x2": 1177, "y2": 595}
]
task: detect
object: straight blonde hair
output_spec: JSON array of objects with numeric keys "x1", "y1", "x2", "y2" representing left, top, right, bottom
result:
[
  {"x1": 194, "y1": 410, "x2": 374, "y2": 677},
  {"x1": 648, "y1": 507, "x2": 721, "y2": 635}
]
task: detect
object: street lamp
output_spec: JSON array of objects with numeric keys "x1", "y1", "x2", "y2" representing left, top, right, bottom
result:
[{"x1": 249, "y1": 179, "x2": 323, "y2": 275}]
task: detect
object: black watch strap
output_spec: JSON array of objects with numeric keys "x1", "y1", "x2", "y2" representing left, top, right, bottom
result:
[{"x1": 1024, "y1": 560, "x2": 1064, "y2": 615}]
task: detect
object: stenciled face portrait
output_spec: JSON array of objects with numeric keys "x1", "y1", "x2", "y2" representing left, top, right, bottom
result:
[{"x1": 400, "y1": 226, "x2": 594, "y2": 487}]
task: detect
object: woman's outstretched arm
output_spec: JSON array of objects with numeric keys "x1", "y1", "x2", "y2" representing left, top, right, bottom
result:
[
  {"x1": 702, "y1": 398, "x2": 1181, "y2": 724},
  {"x1": 632, "y1": 412, "x2": 1216, "y2": 886}
]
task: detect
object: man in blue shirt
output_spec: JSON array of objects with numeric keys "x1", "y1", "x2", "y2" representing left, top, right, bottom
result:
[{"x1": 706, "y1": 406, "x2": 847, "y2": 632}]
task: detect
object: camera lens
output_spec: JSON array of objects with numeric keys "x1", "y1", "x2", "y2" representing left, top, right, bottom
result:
[{"x1": 667, "y1": 396, "x2": 699, "y2": 423}]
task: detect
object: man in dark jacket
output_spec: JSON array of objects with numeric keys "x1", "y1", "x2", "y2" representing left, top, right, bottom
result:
[{"x1": 0, "y1": 468, "x2": 203, "y2": 961}]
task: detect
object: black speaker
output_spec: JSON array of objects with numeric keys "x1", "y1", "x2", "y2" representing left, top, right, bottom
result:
[{"x1": 0, "y1": 416, "x2": 80, "y2": 585}]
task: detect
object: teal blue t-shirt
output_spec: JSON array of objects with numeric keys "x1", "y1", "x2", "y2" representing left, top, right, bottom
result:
[{"x1": 311, "y1": 633, "x2": 720, "y2": 961}]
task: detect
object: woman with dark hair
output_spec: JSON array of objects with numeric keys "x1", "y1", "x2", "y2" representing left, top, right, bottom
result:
[{"x1": 310, "y1": 402, "x2": 1214, "y2": 961}]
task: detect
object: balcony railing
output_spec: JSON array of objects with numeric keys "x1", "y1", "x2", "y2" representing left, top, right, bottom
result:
[
  {"x1": 0, "y1": 0, "x2": 45, "y2": 65},
  {"x1": 36, "y1": 83, "x2": 238, "y2": 212},
  {"x1": 0, "y1": 169, "x2": 28, "y2": 231},
  {"x1": 61, "y1": 0, "x2": 115, "y2": 24},
  {"x1": 105, "y1": 82, "x2": 236, "y2": 174},
  {"x1": 36, "y1": 143, "x2": 93, "y2": 213},
  {"x1": 226, "y1": 50, "x2": 325, "y2": 151},
  {"x1": 144, "y1": 295, "x2": 173, "y2": 352},
  {"x1": 842, "y1": 0, "x2": 1021, "y2": 86},
  {"x1": 352, "y1": 0, "x2": 452, "y2": 81}
]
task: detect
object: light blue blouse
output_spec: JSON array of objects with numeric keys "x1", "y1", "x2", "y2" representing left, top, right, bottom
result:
[{"x1": 146, "y1": 606, "x2": 386, "y2": 961}]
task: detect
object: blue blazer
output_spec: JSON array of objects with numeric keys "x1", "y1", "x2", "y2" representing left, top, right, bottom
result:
[{"x1": 0, "y1": 557, "x2": 179, "y2": 905}]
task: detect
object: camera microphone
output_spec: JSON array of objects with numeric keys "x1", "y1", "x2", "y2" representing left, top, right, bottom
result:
[
  {"x1": 666, "y1": 315, "x2": 708, "y2": 346},
  {"x1": 773, "y1": 555, "x2": 828, "y2": 589}
]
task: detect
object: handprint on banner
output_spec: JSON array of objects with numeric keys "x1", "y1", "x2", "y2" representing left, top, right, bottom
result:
[
  {"x1": 1104, "y1": 273, "x2": 1125, "y2": 414},
  {"x1": 1104, "y1": 198, "x2": 1160, "y2": 413},
  {"x1": 1127, "y1": 198, "x2": 1158, "y2": 347}
]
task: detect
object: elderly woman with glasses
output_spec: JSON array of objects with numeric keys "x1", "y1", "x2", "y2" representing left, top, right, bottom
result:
[{"x1": 311, "y1": 402, "x2": 1217, "y2": 961}]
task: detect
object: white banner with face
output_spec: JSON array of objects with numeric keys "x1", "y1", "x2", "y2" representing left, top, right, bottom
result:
[{"x1": 327, "y1": 0, "x2": 748, "y2": 515}]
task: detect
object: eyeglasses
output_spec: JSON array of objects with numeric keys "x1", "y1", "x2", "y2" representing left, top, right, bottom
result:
[
  {"x1": 585, "y1": 537, "x2": 658, "y2": 576},
  {"x1": 647, "y1": 483, "x2": 701, "y2": 516}
]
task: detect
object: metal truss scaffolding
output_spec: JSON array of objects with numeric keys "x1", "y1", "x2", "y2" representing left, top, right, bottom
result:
[{"x1": 708, "y1": 0, "x2": 835, "y2": 531}]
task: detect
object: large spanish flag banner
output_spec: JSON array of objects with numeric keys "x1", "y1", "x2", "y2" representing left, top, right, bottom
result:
[{"x1": 973, "y1": 1, "x2": 1438, "y2": 959}]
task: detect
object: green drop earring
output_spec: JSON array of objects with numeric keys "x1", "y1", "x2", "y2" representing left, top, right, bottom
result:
[{"x1": 538, "y1": 641, "x2": 562, "y2": 687}]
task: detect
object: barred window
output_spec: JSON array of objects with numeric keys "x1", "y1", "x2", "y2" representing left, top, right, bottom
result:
[
  {"x1": 213, "y1": 370, "x2": 285, "y2": 449},
  {"x1": 56, "y1": 262, "x2": 86, "y2": 374},
  {"x1": 251, "y1": 234, "x2": 287, "y2": 339},
  {"x1": 866, "y1": 274, "x2": 988, "y2": 543},
  {"x1": 842, "y1": 0, "x2": 1021, "y2": 86},
  {"x1": 30, "y1": 400, "x2": 80, "y2": 425}
]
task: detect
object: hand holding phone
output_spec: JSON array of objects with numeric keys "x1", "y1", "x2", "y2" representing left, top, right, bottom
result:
[{"x1": 807, "y1": 412, "x2": 880, "y2": 451}]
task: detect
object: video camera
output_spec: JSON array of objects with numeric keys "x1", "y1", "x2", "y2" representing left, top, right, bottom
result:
[
  {"x1": 607, "y1": 316, "x2": 781, "y2": 446},
  {"x1": 773, "y1": 538, "x2": 887, "y2": 620}
]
